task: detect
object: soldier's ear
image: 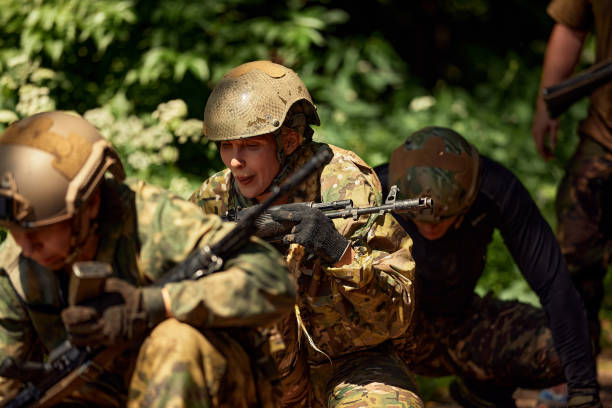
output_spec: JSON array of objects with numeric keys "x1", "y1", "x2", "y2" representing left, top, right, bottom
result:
[{"x1": 282, "y1": 130, "x2": 300, "y2": 155}]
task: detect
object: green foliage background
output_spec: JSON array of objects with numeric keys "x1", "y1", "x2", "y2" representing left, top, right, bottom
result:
[{"x1": 0, "y1": 0, "x2": 607, "y2": 400}]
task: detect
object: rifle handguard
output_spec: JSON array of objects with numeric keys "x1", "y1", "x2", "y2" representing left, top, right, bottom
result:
[{"x1": 0, "y1": 358, "x2": 49, "y2": 382}]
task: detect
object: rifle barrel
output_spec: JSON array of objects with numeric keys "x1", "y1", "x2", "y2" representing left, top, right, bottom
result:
[{"x1": 326, "y1": 197, "x2": 432, "y2": 220}]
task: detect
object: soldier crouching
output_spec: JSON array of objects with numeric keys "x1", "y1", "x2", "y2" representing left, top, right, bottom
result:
[
  {"x1": 190, "y1": 61, "x2": 423, "y2": 408},
  {"x1": 0, "y1": 111, "x2": 295, "y2": 407}
]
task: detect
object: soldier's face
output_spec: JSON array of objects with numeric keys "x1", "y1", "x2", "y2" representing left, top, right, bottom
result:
[
  {"x1": 220, "y1": 134, "x2": 281, "y2": 200},
  {"x1": 8, "y1": 188, "x2": 101, "y2": 270},
  {"x1": 9, "y1": 220, "x2": 73, "y2": 269},
  {"x1": 412, "y1": 215, "x2": 458, "y2": 240}
]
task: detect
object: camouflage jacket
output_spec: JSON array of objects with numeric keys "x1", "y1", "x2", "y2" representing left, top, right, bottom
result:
[
  {"x1": 0, "y1": 178, "x2": 294, "y2": 399},
  {"x1": 191, "y1": 142, "x2": 416, "y2": 363}
]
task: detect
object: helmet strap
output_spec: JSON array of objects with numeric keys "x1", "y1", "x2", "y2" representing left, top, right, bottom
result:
[
  {"x1": 64, "y1": 211, "x2": 98, "y2": 266},
  {"x1": 273, "y1": 112, "x2": 308, "y2": 163},
  {"x1": 63, "y1": 189, "x2": 101, "y2": 266},
  {"x1": 267, "y1": 141, "x2": 310, "y2": 195},
  {"x1": 263, "y1": 112, "x2": 310, "y2": 195},
  {"x1": 273, "y1": 130, "x2": 287, "y2": 167}
]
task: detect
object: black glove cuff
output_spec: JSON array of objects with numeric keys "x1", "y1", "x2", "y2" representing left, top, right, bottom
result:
[
  {"x1": 322, "y1": 234, "x2": 350, "y2": 264},
  {"x1": 142, "y1": 287, "x2": 167, "y2": 329}
]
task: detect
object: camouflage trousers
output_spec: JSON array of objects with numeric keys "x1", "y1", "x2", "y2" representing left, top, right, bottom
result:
[
  {"x1": 279, "y1": 353, "x2": 425, "y2": 408},
  {"x1": 129, "y1": 318, "x2": 278, "y2": 408},
  {"x1": 275, "y1": 315, "x2": 423, "y2": 408},
  {"x1": 392, "y1": 294, "x2": 565, "y2": 403},
  {"x1": 313, "y1": 347, "x2": 424, "y2": 408},
  {"x1": 58, "y1": 319, "x2": 275, "y2": 407},
  {"x1": 556, "y1": 136, "x2": 612, "y2": 354}
]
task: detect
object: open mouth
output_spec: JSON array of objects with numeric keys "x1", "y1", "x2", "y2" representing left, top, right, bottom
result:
[{"x1": 236, "y1": 175, "x2": 254, "y2": 185}]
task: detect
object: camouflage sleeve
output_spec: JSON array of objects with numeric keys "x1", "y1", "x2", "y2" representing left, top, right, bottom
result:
[
  {"x1": 320, "y1": 146, "x2": 416, "y2": 339},
  {"x1": 131, "y1": 180, "x2": 295, "y2": 329},
  {"x1": 0, "y1": 240, "x2": 35, "y2": 398},
  {"x1": 164, "y1": 237, "x2": 295, "y2": 328},
  {"x1": 188, "y1": 169, "x2": 231, "y2": 216}
]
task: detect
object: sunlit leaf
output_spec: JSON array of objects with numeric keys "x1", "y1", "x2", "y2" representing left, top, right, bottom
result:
[
  {"x1": 44, "y1": 39, "x2": 64, "y2": 62},
  {"x1": 189, "y1": 58, "x2": 209, "y2": 81}
]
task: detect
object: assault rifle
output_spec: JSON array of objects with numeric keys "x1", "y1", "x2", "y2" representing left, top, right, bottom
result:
[
  {"x1": 0, "y1": 262, "x2": 115, "y2": 408},
  {"x1": 223, "y1": 185, "x2": 433, "y2": 241},
  {"x1": 542, "y1": 58, "x2": 612, "y2": 118},
  {"x1": 0, "y1": 146, "x2": 333, "y2": 408}
]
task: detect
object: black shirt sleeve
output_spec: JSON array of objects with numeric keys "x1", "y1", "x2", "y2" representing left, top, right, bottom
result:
[
  {"x1": 374, "y1": 164, "x2": 390, "y2": 199},
  {"x1": 480, "y1": 157, "x2": 597, "y2": 393}
]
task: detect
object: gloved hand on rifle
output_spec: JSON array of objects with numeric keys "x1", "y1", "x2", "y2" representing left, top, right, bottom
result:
[
  {"x1": 61, "y1": 278, "x2": 166, "y2": 348},
  {"x1": 268, "y1": 204, "x2": 350, "y2": 264}
]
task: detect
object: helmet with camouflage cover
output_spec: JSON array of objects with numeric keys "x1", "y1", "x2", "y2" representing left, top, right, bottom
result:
[
  {"x1": 203, "y1": 60, "x2": 320, "y2": 141},
  {"x1": 0, "y1": 111, "x2": 125, "y2": 229},
  {"x1": 388, "y1": 126, "x2": 480, "y2": 223}
]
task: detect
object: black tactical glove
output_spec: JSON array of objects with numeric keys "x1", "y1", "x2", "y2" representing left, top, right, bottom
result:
[
  {"x1": 61, "y1": 278, "x2": 166, "y2": 348},
  {"x1": 269, "y1": 204, "x2": 350, "y2": 264},
  {"x1": 568, "y1": 389, "x2": 602, "y2": 408}
]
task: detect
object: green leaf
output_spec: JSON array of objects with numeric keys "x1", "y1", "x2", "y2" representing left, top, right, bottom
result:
[
  {"x1": 44, "y1": 39, "x2": 64, "y2": 62},
  {"x1": 174, "y1": 57, "x2": 189, "y2": 81},
  {"x1": 188, "y1": 58, "x2": 209, "y2": 81}
]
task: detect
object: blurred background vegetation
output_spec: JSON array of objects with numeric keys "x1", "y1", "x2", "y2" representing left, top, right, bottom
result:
[{"x1": 0, "y1": 0, "x2": 608, "y2": 401}]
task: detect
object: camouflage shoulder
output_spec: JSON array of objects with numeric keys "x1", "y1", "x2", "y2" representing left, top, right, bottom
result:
[
  {"x1": 125, "y1": 178, "x2": 223, "y2": 247},
  {"x1": 190, "y1": 169, "x2": 232, "y2": 217},
  {"x1": 122, "y1": 176, "x2": 149, "y2": 196},
  {"x1": 319, "y1": 144, "x2": 383, "y2": 205},
  {"x1": 0, "y1": 235, "x2": 64, "y2": 311},
  {"x1": 118, "y1": 179, "x2": 233, "y2": 252},
  {"x1": 0, "y1": 234, "x2": 20, "y2": 275},
  {"x1": 0, "y1": 235, "x2": 25, "y2": 299},
  {"x1": 327, "y1": 143, "x2": 374, "y2": 171},
  {"x1": 129, "y1": 179, "x2": 232, "y2": 281},
  {"x1": 125, "y1": 178, "x2": 201, "y2": 210},
  {"x1": 0, "y1": 235, "x2": 28, "y2": 321}
]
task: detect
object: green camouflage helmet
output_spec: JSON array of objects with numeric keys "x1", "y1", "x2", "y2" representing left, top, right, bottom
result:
[
  {"x1": 203, "y1": 61, "x2": 320, "y2": 141},
  {"x1": 0, "y1": 111, "x2": 125, "y2": 228},
  {"x1": 388, "y1": 126, "x2": 480, "y2": 222}
]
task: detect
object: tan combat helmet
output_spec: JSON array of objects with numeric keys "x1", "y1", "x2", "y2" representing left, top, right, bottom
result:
[
  {"x1": 389, "y1": 126, "x2": 480, "y2": 223},
  {"x1": 203, "y1": 60, "x2": 320, "y2": 141},
  {"x1": 0, "y1": 111, "x2": 125, "y2": 229}
]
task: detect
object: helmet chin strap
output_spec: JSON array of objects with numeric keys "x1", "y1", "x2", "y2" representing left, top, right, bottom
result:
[
  {"x1": 63, "y1": 207, "x2": 98, "y2": 267},
  {"x1": 261, "y1": 113, "x2": 311, "y2": 196}
]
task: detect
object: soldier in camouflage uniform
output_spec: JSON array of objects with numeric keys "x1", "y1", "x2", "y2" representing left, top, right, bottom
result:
[
  {"x1": 532, "y1": 3, "x2": 612, "y2": 404},
  {"x1": 532, "y1": 0, "x2": 612, "y2": 359},
  {"x1": 190, "y1": 61, "x2": 423, "y2": 408},
  {"x1": 375, "y1": 126, "x2": 600, "y2": 408},
  {"x1": 0, "y1": 111, "x2": 295, "y2": 407}
]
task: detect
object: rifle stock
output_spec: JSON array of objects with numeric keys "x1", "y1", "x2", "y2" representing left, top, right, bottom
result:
[
  {"x1": 542, "y1": 58, "x2": 612, "y2": 118},
  {"x1": 1, "y1": 146, "x2": 333, "y2": 407}
]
